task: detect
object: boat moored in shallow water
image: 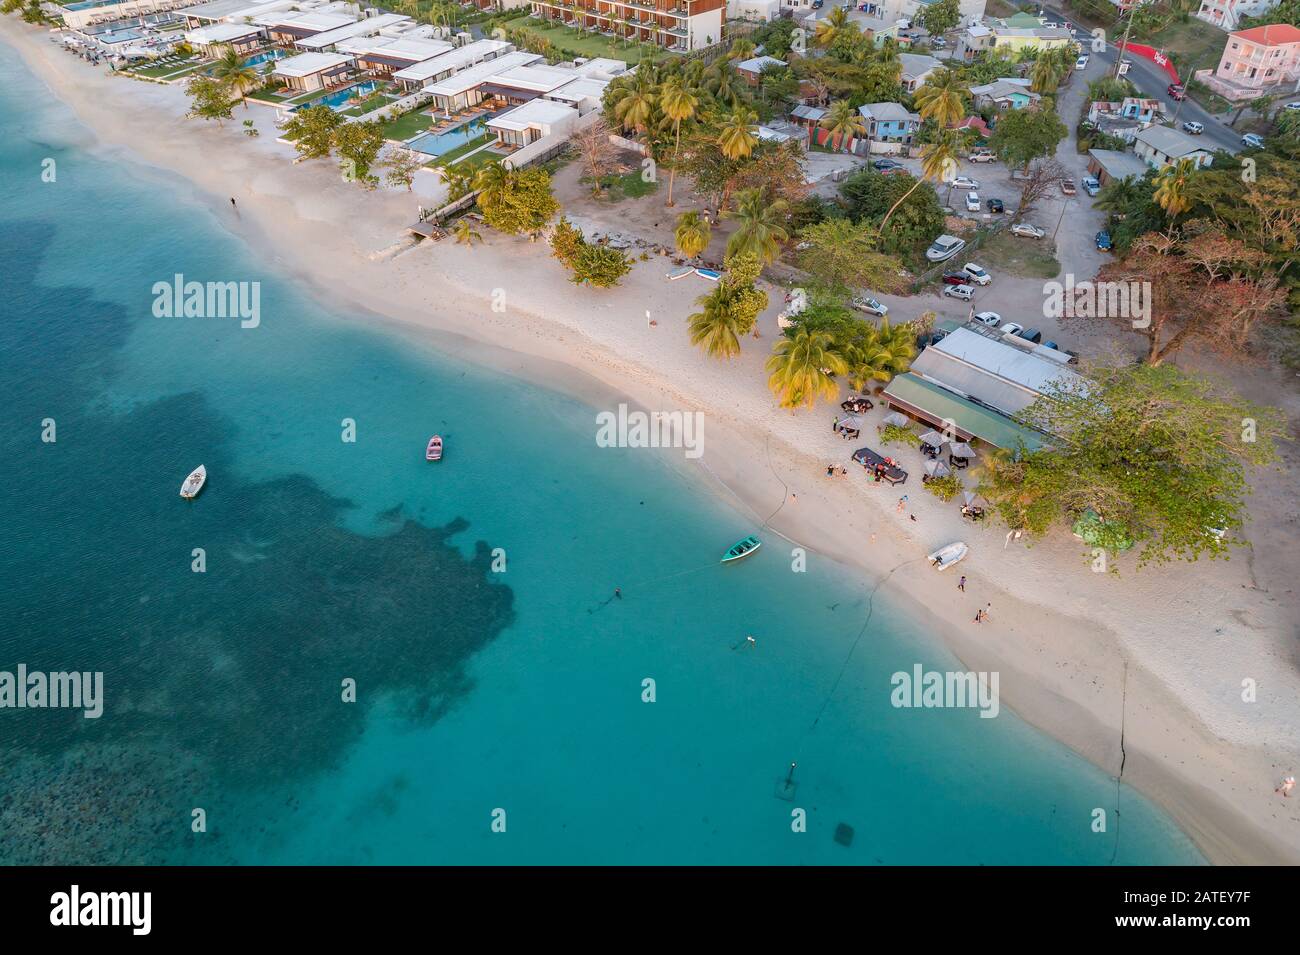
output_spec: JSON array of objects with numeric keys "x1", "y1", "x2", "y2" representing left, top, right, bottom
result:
[
  {"x1": 721, "y1": 535, "x2": 761, "y2": 563},
  {"x1": 179, "y1": 465, "x2": 206, "y2": 499},
  {"x1": 426, "y1": 436, "x2": 443, "y2": 461}
]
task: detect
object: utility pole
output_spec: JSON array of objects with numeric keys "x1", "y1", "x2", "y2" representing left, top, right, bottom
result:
[
  {"x1": 1112, "y1": 0, "x2": 1137, "y2": 80},
  {"x1": 1050, "y1": 196, "x2": 1068, "y2": 243}
]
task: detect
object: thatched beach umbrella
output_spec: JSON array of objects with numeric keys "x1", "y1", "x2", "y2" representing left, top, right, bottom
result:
[
  {"x1": 880, "y1": 411, "x2": 909, "y2": 430},
  {"x1": 924, "y1": 458, "x2": 951, "y2": 479}
]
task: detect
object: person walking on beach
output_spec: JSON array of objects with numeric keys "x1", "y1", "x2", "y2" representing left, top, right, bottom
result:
[
  {"x1": 973, "y1": 609, "x2": 984, "y2": 624},
  {"x1": 230, "y1": 197, "x2": 237, "y2": 208},
  {"x1": 896, "y1": 495, "x2": 907, "y2": 513},
  {"x1": 827, "y1": 465, "x2": 835, "y2": 477},
  {"x1": 1278, "y1": 776, "x2": 1296, "y2": 797},
  {"x1": 958, "y1": 575, "x2": 966, "y2": 592}
]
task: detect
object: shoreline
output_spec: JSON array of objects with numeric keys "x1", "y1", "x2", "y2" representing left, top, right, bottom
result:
[{"x1": 8, "y1": 20, "x2": 1298, "y2": 865}]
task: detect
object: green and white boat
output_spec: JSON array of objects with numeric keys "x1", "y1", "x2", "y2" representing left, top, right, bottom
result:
[{"x1": 721, "y1": 535, "x2": 761, "y2": 564}]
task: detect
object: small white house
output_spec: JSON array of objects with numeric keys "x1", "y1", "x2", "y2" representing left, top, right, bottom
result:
[
  {"x1": 1132, "y1": 125, "x2": 1215, "y2": 170},
  {"x1": 183, "y1": 22, "x2": 265, "y2": 56},
  {"x1": 487, "y1": 99, "x2": 579, "y2": 149}
]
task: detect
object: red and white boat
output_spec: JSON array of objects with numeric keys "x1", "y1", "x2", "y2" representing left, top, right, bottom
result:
[{"x1": 425, "y1": 436, "x2": 443, "y2": 461}]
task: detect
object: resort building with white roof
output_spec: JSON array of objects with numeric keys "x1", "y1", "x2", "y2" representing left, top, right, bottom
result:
[
  {"x1": 336, "y1": 35, "x2": 454, "y2": 74},
  {"x1": 271, "y1": 49, "x2": 355, "y2": 92},
  {"x1": 390, "y1": 38, "x2": 513, "y2": 91},
  {"x1": 421, "y1": 51, "x2": 545, "y2": 111},
  {"x1": 177, "y1": 0, "x2": 296, "y2": 28},
  {"x1": 487, "y1": 99, "x2": 580, "y2": 148},
  {"x1": 293, "y1": 12, "x2": 412, "y2": 51},
  {"x1": 183, "y1": 21, "x2": 266, "y2": 55}
]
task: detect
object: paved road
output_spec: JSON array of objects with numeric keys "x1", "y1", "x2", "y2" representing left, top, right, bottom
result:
[{"x1": 1036, "y1": 1, "x2": 1244, "y2": 153}]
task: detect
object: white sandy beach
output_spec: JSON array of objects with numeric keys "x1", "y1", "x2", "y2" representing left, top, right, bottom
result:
[{"x1": 7, "y1": 19, "x2": 1298, "y2": 864}]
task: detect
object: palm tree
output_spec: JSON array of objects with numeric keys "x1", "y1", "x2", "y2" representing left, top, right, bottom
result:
[
  {"x1": 1095, "y1": 175, "x2": 1143, "y2": 217},
  {"x1": 473, "y1": 161, "x2": 512, "y2": 207},
  {"x1": 717, "y1": 106, "x2": 758, "y2": 161},
  {"x1": 1153, "y1": 158, "x2": 1196, "y2": 217},
  {"x1": 724, "y1": 188, "x2": 788, "y2": 263},
  {"x1": 728, "y1": 37, "x2": 756, "y2": 62},
  {"x1": 814, "y1": 7, "x2": 853, "y2": 49},
  {"x1": 688, "y1": 286, "x2": 744, "y2": 359},
  {"x1": 660, "y1": 78, "x2": 698, "y2": 207},
  {"x1": 844, "y1": 318, "x2": 915, "y2": 391},
  {"x1": 707, "y1": 62, "x2": 741, "y2": 106},
  {"x1": 820, "y1": 99, "x2": 866, "y2": 152},
  {"x1": 1028, "y1": 47, "x2": 1068, "y2": 95},
  {"x1": 880, "y1": 130, "x2": 958, "y2": 230},
  {"x1": 210, "y1": 45, "x2": 258, "y2": 109},
  {"x1": 611, "y1": 76, "x2": 657, "y2": 133},
  {"x1": 453, "y1": 218, "x2": 482, "y2": 246},
  {"x1": 766, "y1": 327, "x2": 848, "y2": 410},
  {"x1": 674, "y1": 210, "x2": 711, "y2": 258},
  {"x1": 913, "y1": 68, "x2": 969, "y2": 128}
]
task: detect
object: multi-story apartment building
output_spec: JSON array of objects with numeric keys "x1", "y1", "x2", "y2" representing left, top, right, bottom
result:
[
  {"x1": 1199, "y1": 23, "x2": 1300, "y2": 99},
  {"x1": 528, "y1": 0, "x2": 726, "y2": 53}
]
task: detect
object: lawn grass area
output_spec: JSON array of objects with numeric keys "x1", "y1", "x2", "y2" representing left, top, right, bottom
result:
[
  {"x1": 432, "y1": 132, "x2": 493, "y2": 167},
  {"x1": 974, "y1": 230, "x2": 1061, "y2": 280},
  {"x1": 592, "y1": 169, "x2": 660, "y2": 201},
  {"x1": 130, "y1": 57, "x2": 208, "y2": 81},
  {"x1": 340, "y1": 88, "x2": 395, "y2": 118},
  {"x1": 515, "y1": 18, "x2": 660, "y2": 64},
  {"x1": 380, "y1": 107, "x2": 435, "y2": 142},
  {"x1": 452, "y1": 149, "x2": 501, "y2": 173}
]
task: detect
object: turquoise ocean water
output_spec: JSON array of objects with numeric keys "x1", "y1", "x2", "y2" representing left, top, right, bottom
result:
[{"x1": 0, "y1": 38, "x2": 1203, "y2": 865}]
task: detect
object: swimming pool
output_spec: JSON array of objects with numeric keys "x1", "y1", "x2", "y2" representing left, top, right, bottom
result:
[
  {"x1": 407, "y1": 118, "x2": 489, "y2": 157},
  {"x1": 306, "y1": 80, "x2": 381, "y2": 111},
  {"x1": 243, "y1": 50, "x2": 285, "y2": 68},
  {"x1": 96, "y1": 29, "x2": 143, "y2": 45}
]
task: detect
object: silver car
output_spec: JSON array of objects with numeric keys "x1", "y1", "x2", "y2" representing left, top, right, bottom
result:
[{"x1": 1010, "y1": 223, "x2": 1046, "y2": 239}]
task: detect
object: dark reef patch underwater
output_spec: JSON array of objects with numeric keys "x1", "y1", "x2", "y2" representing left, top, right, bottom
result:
[{"x1": 0, "y1": 223, "x2": 515, "y2": 864}]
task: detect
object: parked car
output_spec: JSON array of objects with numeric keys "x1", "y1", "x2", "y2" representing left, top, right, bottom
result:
[
  {"x1": 1182, "y1": 120, "x2": 1204, "y2": 135},
  {"x1": 965, "y1": 191, "x2": 981, "y2": 212},
  {"x1": 1017, "y1": 328, "x2": 1043, "y2": 344},
  {"x1": 1043, "y1": 341, "x2": 1060, "y2": 350},
  {"x1": 986, "y1": 197, "x2": 1005, "y2": 213},
  {"x1": 1060, "y1": 178, "x2": 1077, "y2": 195},
  {"x1": 943, "y1": 283, "x2": 975, "y2": 300},
  {"x1": 851, "y1": 296, "x2": 888, "y2": 317},
  {"x1": 968, "y1": 149, "x2": 995, "y2": 163},
  {"x1": 947, "y1": 175, "x2": 980, "y2": 190},
  {"x1": 1075, "y1": 53, "x2": 1089, "y2": 69},
  {"x1": 942, "y1": 271, "x2": 969, "y2": 285},
  {"x1": 962, "y1": 263, "x2": 991, "y2": 286},
  {"x1": 1081, "y1": 177, "x2": 1101, "y2": 197},
  {"x1": 1010, "y1": 223, "x2": 1046, "y2": 239},
  {"x1": 1286, "y1": 101, "x2": 1300, "y2": 112},
  {"x1": 1095, "y1": 230, "x2": 1113, "y2": 251},
  {"x1": 999, "y1": 322, "x2": 1024, "y2": 337},
  {"x1": 1167, "y1": 83, "x2": 1185, "y2": 100},
  {"x1": 1242, "y1": 133, "x2": 1265, "y2": 149},
  {"x1": 931, "y1": 37, "x2": 947, "y2": 48},
  {"x1": 973, "y1": 311, "x2": 1001, "y2": 327},
  {"x1": 925, "y1": 234, "x2": 967, "y2": 262},
  {"x1": 873, "y1": 157, "x2": 903, "y2": 171}
]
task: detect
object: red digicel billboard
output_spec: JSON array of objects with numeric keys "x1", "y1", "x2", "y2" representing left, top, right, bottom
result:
[{"x1": 1117, "y1": 42, "x2": 1181, "y2": 85}]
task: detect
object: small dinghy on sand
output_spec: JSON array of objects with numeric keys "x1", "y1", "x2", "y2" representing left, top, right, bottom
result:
[
  {"x1": 426, "y1": 436, "x2": 443, "y2": 461},
  {"x1": 927, "y1": 541, "x2": 968, "y2": 570},
  {"x1": 180, "y1": 465, "x2": 206, "y2": 499}
]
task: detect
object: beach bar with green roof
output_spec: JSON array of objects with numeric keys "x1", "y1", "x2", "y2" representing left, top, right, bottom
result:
[{"x1": 880, "y1": 374, "x2": 1047, "y2": 451}]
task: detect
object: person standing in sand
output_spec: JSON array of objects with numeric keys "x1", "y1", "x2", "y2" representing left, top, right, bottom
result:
[
  {"x1": 958, "y1": 575, "x2": 966, "y2": 592},
  {"x1": 1278, "y1": 776, "x2": 1295, "y2": 797}
]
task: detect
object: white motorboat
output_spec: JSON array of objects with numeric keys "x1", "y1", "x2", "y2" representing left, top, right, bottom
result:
[
  {"x1": 927, "y1": 541, "x2": 968, "y2": 570},
  {"x1": 180, "y1": 465, "x2": 206, "y2": 499}
]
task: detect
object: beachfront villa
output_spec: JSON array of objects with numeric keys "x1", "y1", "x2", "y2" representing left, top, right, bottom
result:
[
  {"x1": 487, "y1": 98, "x2": 580, "y2": 149},
  {"x1": 293, "y1": 13, "x2": 413, "y2": 52},
  {"x1": 254, "y1": 9, "x2": 357, "y2": 47},
  {"x1": 337, "y1": 35, "x2": 454, "y2": 75},
  {"x1": 178, "y1": 0, "x2": 296, "y2": 27},
  {"x1": 272, "y1": 50, "x2": 354, "y2": 92},
  {"x1": 421, "y1": 53, "x2": 624, "y2": 114},
  {"x1": 183, "y1": 21, "x2": 266, "y2": 56},
  {"x1": 528, "y1": 0, "x2": 727, "y2": 53},
  {"x1": 57, "y1": 0, "x2": 198, "y2": 30},
  {"x1": 390, "y1": 38, "x2": 513, "y2": 91}
]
